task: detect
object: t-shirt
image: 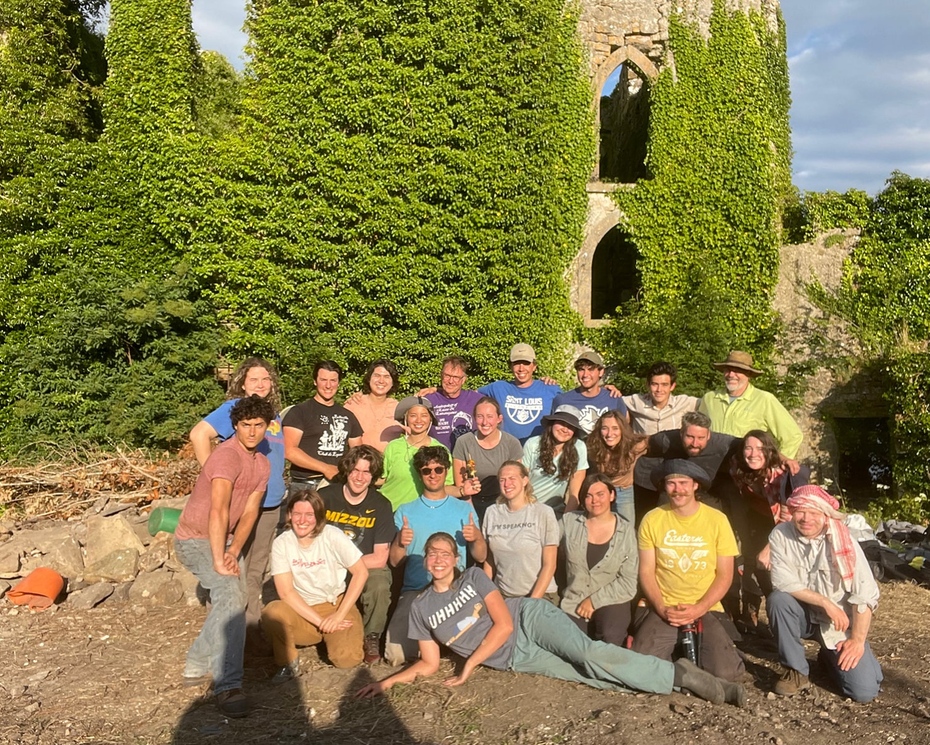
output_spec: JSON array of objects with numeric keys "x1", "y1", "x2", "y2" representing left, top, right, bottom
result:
[
  {"x1": 552, "y1": 389, "x2": 629, "y2": 436},
  {"x1": 452, "y1": 431, "x2": 524, "y2": 501},
  {"x1": 482, "y1": 501, "x2": 559, "y2": 597},
  {"x1": 637, "y1": 503, "x2": 738, "y2": 612},
  {"x1": 522, "y1": 435, "x2": 589, "y2": 508},
  {"x1": 318, "y1": 483, "x2": 395, "y2": 555},
  {"x1": 394, "y1": 496, "x2": 478, "y2": 591},
  {"x1": 269, "y1": 525, "x2": 363, "y2": 606},
  {"x1": 176, "y1": 437, "x2": 270, "y2": 541},
  {"x1": 203, "y1": 398, "x2": 286, "y2": 508},
  {"x1": 478, "y1": 379, "x2": 562, "y2": 443},
  {"x1": 282, "y1": 398, "x2": 363, "y2": 479},
  {"x1": 425, "y1": 389, "x2": 484, "y2": 450},
  {"x1": 409, "y1": 567, "x2": 522, "y2": 670},
  {"x1": 380, "y1": 437, "x2": 454, "y2": 510}
]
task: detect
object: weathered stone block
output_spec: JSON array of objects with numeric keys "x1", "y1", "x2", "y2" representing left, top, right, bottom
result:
[
  {"x1": 83, "y1": 515, "x2": 145, "y2": 567},
  {"x1": 83, "y1": 548, "x2": 140, "y2": 583},
  {"x1": 129, "y1": 570, "x2": 183, "y2": 605},
  {"x1": 68, "y1": 582, "x2": 114, "y2": 610}
]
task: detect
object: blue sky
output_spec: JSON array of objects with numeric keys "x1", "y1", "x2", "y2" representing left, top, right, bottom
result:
[{"x1": 191, "y1": 0, "x2": 929, "y2": 195}]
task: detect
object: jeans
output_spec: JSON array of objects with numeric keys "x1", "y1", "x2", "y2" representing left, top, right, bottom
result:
[
  {"x1": 175, "y1": 538, "x2": 247, "y2": 694},
  {"x1": 767, "y1": 590, "x2": 883, "y2": 702},
  {"x1": 613, "y1": 486, "x2": 635, "y2": 524}
]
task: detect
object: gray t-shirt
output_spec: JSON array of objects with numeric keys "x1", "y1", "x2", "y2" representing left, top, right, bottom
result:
[
  {"x1": 452, "y1": 431, "x2": 524, "y2": 501},
  {"x1": 483, "y1": 501, "x2": 560, "y2": 596},
  {"x1": 408, "y1": 567, "x2": 523, "y2": 670}
]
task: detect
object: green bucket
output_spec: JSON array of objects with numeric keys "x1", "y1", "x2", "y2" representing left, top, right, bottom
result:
[{"x1": 148, "y1": 506, "x2": 182, "y2": 536}]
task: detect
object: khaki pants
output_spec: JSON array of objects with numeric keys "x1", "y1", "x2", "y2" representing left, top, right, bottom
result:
[{"x1": 262, "y1": 596, "x2": 363, "y2": 669}]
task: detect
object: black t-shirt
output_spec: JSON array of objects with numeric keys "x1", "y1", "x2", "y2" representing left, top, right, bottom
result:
[
  {"x1": 282, "y1": 398, "x2": 362, "y2": 479},
  {"x1": 318, "y1": 484, "x2": 395, "y2": 555}
]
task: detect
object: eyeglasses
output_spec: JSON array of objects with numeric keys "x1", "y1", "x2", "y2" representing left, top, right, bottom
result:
[
  {"x1": 441, "y1": 372, "x2": 465, "y2": 382},
  {"x1": 419, "y1": 466, "x2": 447, "y2": 476},
  {"x1": 426, "y1": 550, "x2": 456, "y2": 560}
]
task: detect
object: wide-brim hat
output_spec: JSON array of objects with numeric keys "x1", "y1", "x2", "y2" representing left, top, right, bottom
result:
[
  {"x1": 651, "y1": 458, "x2": 712, "y2": 490},
  {"x1": 542, "y1": 405, "x2": 584, "y2": 434},
  {"x1": 394, "y1": 395, "x2": 437, "y2": 425},
  {"x1": 711, "y1": 350, "x2": 762, "y2": 377}
]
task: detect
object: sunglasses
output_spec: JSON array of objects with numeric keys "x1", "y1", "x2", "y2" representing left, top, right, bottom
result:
[{"x1": 419, "y1": 466, "x2": 447, "y2": 476}]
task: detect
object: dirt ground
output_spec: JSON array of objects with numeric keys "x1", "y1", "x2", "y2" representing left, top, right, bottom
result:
[{"x1": 3, "y1": 580, "x2": 930, "y2": 745}]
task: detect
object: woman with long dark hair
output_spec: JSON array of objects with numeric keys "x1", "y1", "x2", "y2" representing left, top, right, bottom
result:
[
  {"x1": 560, "y1": 473, "x2": 638, "y2": 645},
  {"x1": 522, "y1": 405, "x2": 588, "y2": 514},
  {"x1": 355, "y1": 532, "x2": 745, "y2": 707},
  {"x1": 345, "y1": 359, "x2": 403, "y2": 452},
  {"x1": 586, "y1": 411, "x2": 648, "y2": 523},
  {"x1": 730, "y1": 429, "x2": 809, "y2": 633}
]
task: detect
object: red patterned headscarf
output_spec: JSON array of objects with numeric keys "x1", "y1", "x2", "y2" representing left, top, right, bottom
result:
[{"x1": 786, "y1": 485, "x2": 856, "y2": 590}]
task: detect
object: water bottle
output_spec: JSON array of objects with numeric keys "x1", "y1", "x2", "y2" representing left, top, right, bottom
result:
[{"x1": 678, "y1": 623, "x2": 699, "y2": 666}]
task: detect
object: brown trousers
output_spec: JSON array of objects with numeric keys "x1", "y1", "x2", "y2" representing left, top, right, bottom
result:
[{"x1": 262, "y1": 596, "x2": 363, "y2": 669}]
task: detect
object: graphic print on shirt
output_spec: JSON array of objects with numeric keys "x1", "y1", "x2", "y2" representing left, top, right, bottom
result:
[
  {"x1": 658, "y1": 530, "x2": 710, "y2": 573},
  {"x1": 325, "y1": 509, "x2": 374, "y2": 543},
  {"x1": 576, "y1": 404, "x2": 608, "y2": 433},
  {"x1": 425, "y1": 583, "x2": 485, "y2": 645},
  {"x1": 505, "y1": 395, "x2": 543, "y2": 426},
  {"x1": 317, "y1": 413, "x2": 350, "y2": 457},
  {"x1": 449, "y1": 411, "x2": 475, "y2": 448}
]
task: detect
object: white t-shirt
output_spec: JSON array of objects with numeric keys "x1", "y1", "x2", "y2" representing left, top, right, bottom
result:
[{"x1": 270, "y1": 525, "x2": 363, "y2": 605}]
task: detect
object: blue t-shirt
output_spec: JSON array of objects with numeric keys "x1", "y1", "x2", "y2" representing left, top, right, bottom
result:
[
  {"x1": 394, "y1": 496, "x2": 479, "y2": 592},
  {"x1": 552, "y1": 388, "x2": 629, "y2": 436},
  {"x1": 203, "y1": 399, "x2": 286, "y2": 509},
  {"x1": 478, "y1": 379, "x2": 562, "y2": 443}
]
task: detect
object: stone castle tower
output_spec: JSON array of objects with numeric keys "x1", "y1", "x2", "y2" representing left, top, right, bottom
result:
[{"x1": 571, "y1": 0, "x2": 781, "y2": 326}]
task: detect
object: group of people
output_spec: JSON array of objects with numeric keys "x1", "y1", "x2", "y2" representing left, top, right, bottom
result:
[{"x1": 173, "y1": 346, "x2": 883, "y2": 718}]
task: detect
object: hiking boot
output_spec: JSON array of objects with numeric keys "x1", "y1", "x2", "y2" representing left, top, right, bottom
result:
[
  {"x1": 774, "y1": 667, "x2": 811, "y2": 696},
  {"x1": 271, "y1": 659, "x2": 300, "y2": 686},
  {"x1": 363, "y1": 633, "x2": 381, "y2": 664},
  {"x1": 673, "y1": 659, "x2": 725, "y2": 705},
  {"x1": 215, "y1": 688, "x2": 250, "y2": 718}
]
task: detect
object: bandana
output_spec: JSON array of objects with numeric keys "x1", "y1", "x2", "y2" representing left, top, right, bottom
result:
[{"x1": 786, "y1": 485, "x2": 856, "y2": 590}]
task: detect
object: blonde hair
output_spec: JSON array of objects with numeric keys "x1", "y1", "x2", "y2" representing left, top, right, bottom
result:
[{"x1": 495, "y1": 460, "x2": 537, "y2": 505}]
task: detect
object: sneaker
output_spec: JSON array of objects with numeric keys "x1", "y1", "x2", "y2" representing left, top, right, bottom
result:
[
  {"x1": 215, "y1": 688, "x2": 250, "y2": 718},
  {"x1": 271, "y1": 660, "x2": 299, "y2": 686},
  {"x1": 774, "y1": 667, "x2": 811, "y2": 696},
  {"x1": 364, "y1": 633, "x2": 381, "y2": 664}
]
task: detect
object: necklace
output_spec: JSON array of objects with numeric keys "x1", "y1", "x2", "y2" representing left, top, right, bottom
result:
[{"x1": 419, "y1": 495, "x2": 450, "y2": 509}]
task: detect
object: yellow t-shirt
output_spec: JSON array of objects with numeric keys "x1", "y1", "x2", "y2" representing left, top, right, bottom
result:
[{"x1": 638, "y1": 503, "x2": 738, "y2": 612}]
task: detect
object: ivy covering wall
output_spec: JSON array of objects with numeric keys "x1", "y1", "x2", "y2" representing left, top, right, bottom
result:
[{"x1": 594, "y1": 1, "x2": 792, "y2": 396}]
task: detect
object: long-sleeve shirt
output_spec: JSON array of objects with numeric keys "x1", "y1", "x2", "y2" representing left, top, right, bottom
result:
[
  {"x1": 698, "y1": 383, "x2": 803, "y2": 458},
  {"x1": 769, "y1": 521, "x2": 879, "y2": 649}
]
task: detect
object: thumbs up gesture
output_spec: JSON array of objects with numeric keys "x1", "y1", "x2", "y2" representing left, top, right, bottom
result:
[
  {"x1": 400, "y1": 515, "x2": 414, "y2": 547},
  {"x1": 462, "y1": 512, "x2": 480, "y2": 543}
]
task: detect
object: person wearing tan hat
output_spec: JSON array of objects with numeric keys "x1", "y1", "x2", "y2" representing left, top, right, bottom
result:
[
  {"x1": 552, "y1": 350, "x2": 628, "y2": 435},
  {"x1": 768, "y1": 485, "x2": 882, "y2": 701},
  {"x1": 698, "y1": 351, "x2": 803, "y2": 459},
  {"x1": 478, "y1": 343, "x2": 562, "y2": 444},
  {"x1": 632, "y1": 460, "x2": 745, "y2": 682}
]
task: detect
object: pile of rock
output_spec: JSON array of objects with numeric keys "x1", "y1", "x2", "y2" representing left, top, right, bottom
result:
[{"x1": 0, "y1": 497, "x2": 201, "y2": 610}]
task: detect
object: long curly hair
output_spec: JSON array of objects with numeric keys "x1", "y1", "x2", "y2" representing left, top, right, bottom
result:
[
  {"x1": 586, "y1": 411, "x2": 647, "y2": 479},
  {"x1": 226, "y1": 357, "x2": 282, "y2": 414},
  {"x1": 537, "y1": 421, "x2": 580, "y2": 481}
]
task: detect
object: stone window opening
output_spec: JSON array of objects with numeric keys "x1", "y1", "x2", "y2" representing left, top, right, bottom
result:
[
  {"x1": 597, "y1": 62, "x2": 650, "y2": 183},
  {"x1": 590, "y1": 225, "x2": 642, "y2": 320}
]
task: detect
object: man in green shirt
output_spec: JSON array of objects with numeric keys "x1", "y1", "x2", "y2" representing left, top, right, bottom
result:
[{"x1": 698, "y1": 351, "x2": 802, "y2": 459}]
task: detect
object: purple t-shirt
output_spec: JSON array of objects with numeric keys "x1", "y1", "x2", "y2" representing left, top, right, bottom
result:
[{"x1": 425, "y1": 388, "x2": 484, "y2": 450}]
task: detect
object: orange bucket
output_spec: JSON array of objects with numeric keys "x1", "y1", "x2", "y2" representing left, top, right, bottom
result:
[{"x1": 7, "y1": 567, "x2": 65, "y2": 610}]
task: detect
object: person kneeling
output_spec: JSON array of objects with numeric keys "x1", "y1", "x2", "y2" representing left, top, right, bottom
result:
[
  {"x1": 262, "y1": 490, "x2": 368, "y2": 683},
  {"x1": 356, "y1": 532, "x2": 745, "y2": 707},
  {"x1": 631, "y1": 459, "x2": 744, "y2": 681}
]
